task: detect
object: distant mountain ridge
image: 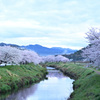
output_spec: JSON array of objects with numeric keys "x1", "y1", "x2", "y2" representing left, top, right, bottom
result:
[
  {"x1": 0, "y1": 43, "x2": 77, "y2": 56},
  {"x1": 0, "y1": 43, "x2": 20, "y2": 47},
  {"x1": 21, "y1": 44, "x2": 77, "y2": 56}
]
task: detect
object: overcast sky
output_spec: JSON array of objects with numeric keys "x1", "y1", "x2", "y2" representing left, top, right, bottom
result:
[{"x1": 0, "y1": 0, "x2": 100, "y2": 49}]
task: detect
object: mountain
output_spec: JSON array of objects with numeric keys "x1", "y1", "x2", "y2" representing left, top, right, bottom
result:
[
  {"x1": 63, "y1": 47, "x2": 88, "y2": 61},
  {"x1": 63, "y1": 44, "x2": 93, "y2": 61},
  {"x1": 0, "y1": 43, "x2": 20, "y2": 47},
  {"x1": 0, "y1": 43, "x2": 77, "y2": 56},
  {"x1": 63, "y1": 49, "x2": 83, "y2": 61},
  {"x1": 21, "y1": 44, "x2": 77, "y2": 56}
]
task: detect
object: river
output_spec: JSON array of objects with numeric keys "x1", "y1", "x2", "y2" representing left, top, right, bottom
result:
[{"x1": 0, "y1": 67, "x2": 74, "y2": 100}]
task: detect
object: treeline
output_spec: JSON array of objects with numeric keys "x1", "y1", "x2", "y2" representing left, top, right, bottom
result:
[
  {"x1": 63, "y1": 49, "x2": 84, "y2": 62},
  {"x1": 0, "y1": 46, "x2": 69, "y2": 65}
]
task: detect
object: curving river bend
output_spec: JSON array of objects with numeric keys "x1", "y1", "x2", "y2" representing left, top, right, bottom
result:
[{"x1": 1, "y1": 67, "x2": 74, "y2": 100}]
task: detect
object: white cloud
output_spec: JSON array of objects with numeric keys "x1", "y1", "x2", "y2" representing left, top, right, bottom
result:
[
  {"x1": 0, "y1": 19, "x2": 40, "y2": 28},
  {"x1": 0, "y1": 36, "x2": 88, "y2": 50},
  {"x1": 0, "y1": 0, "x2": 100, "y2": 49}
]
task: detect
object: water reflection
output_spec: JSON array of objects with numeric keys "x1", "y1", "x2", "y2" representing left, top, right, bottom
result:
[
  {"x1": 1, "y1": 67, "x2": 74, "y2": 100},
  {"x1": 1, "y1": 84, "x2": 38, "y2": 100}
]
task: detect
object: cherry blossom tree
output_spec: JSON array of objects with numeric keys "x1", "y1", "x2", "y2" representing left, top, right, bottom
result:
[
  {"x1": 41, "y1": 55, "x2": 56, "y2": 63},
  {"x1": 0, "y1": 46, "x2": 69, "y2": 66},
  {"x1": 55, "y1": 55, "x2": 69, "y2": 62},
  {"x1": 82, "y1": 28, "x2": 100, "y2": 68},
  {"x1": 0, "y1": 46, "x2": 41, "y2": 65},
  {"x1": 20, "y1": 50, "x2": 41, "y2": 65},
  {"x1": 41, "y1": 55, "x2": 69, "y2": 63},
  {"x1": 0, "y1": 46, "x2": 22, "y2": 65}
]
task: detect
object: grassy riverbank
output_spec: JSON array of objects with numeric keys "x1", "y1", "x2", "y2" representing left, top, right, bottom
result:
[
  {"x1": 46, "y1": 62, "x2": 100, "y2": 100},
  {"x1": 0, "y1": 63, "x2": 47, "y2": 94}
]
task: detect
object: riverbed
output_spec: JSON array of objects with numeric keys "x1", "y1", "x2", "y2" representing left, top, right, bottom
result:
[{"x1": 0, "y1": 67, "x2": 74, "y2": 100}]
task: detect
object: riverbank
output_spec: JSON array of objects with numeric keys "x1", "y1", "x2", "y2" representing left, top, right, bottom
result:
[
  {"x1": 46, "y1": 62, "x2": 100, "y2": 100},
  {"x1": 0, "y1": 63, "x2": 47, "y2": 95}
]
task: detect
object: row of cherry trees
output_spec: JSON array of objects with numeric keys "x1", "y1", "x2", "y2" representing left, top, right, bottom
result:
[
  {"x1": 41, "y1": 55, "x2": 69, "y2": 63},
  {"x1": 0, "y1": 46, "x2": 41, "y2": 65},
  {"x1": 82, "y1": 28, "x2": 100, "y2": 68},
  {"x1": 0, "y1": 46, "x2": 69, "y2": 65}
]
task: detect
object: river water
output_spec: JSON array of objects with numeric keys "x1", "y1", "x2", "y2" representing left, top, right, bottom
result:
[{"x1": 0, "y1": 67, "x2": 74, "y2": 100}]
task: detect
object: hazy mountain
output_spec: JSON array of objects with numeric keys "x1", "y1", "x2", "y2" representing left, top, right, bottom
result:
[
  {"x1": 0, "y1": 43, "x2": 77, "y2": 56},
  {"x1": 21, "y1": 44, "x2": 77, "y2": 56}
]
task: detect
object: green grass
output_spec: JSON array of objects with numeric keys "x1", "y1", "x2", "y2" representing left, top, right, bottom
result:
[
  {"x1": 46, "y1": 62, "x2": 100, "y2": 100},
  {"x1": 0, "y1": 63, "x2": 47, "y2": 94}
]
